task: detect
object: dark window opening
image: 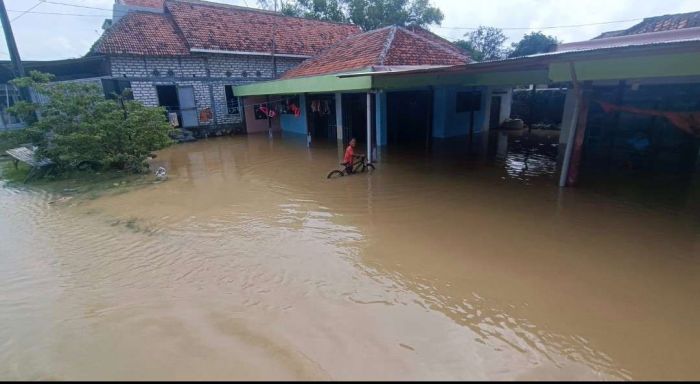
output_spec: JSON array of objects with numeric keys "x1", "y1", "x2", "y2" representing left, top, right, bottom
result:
[
  {"x1": 456, "y1": 91, "x2": 482, "y2": 113},
  {"x1": 225, "y1": 85, "x2": 239, "y2": 115},
  {"x1": 156, "y1": 85, "x2": 179, "y2": 109},
  {"x1": 102, "y1": 79, "x2": 133, "y2": 100}
]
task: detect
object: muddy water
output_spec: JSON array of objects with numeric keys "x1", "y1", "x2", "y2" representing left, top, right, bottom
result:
[{"x1": 1, "y1": 133, "x2": 698, "y2": 380}]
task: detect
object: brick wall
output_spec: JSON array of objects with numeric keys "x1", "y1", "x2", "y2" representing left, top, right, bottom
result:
[{"x1": 109, "y1": 54, "x2": 304, "y2": 127}]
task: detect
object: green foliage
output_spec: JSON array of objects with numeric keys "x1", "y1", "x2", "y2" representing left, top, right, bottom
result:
[
  {"x1": 458, "y1": 26, "x2": 508, "y2": 62},
  {"x1": 509, "y1": 31, "x2": 560, "y2": 58},
  {"x1": 258, "y1": 0, "x2": 443, "y2": 30},
  {"x1": 453, "y1": 39, "x2": 482, "y2": 61},
  {"x1": 0, "y1": 71, "x2": 174, "y2": 175}
]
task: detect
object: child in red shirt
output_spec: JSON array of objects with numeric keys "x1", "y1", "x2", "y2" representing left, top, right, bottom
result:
[{"x1": 343, "y1": 138, "x2": 360, "y2": 174}]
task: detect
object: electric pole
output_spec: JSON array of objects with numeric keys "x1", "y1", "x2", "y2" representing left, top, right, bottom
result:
[{"x1": 0, "y1": 0, "x2": 26, "y2": 79}]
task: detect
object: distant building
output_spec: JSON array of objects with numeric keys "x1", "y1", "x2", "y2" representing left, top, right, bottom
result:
[{"x1": 87, "y1": 0, "x2": 360, "y2": 135}]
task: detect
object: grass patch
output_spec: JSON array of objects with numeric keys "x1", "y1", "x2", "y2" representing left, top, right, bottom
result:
[{"x1": 0, "y1": 159, "x2": 161, "y2": 200}]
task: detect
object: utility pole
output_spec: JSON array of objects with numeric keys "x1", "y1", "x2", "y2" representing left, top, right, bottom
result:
[{"x1": 0, "y1": 0, "x2": 26, "y2": 79}]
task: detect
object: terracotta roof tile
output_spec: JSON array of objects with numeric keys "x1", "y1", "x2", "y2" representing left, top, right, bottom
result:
[
  {"x1": 165, "y1": 1, "x2": 361, "y2": 56},
  {"x1": 384, "y1": 28, "x2": 470, "y2": 66},
  {"x1": 119, "y1": 0, "x2": 165, "y2": 9},
  {"x1": 595, "y1": 11, "x2": 700, "y2": 39},
  {"x1": 93, "y1": 12, "x2": 189, "y2": 56},
  {"x1": 282, "y1": 26, "x2": 469, "y2": 79}
]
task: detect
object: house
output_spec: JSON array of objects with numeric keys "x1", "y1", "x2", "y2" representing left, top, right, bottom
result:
[
  {"x1": 595, "y1": 10, "x2": 700, "y2": 39},
  {"x1": 87, "y1": 0, "x2": 361, "y2": 136},
  {"x1": 0, "y1": 56, "x2": 111, "y2": 130},
  {"x1": 235, "y1": 10, "x2": 700, "y2": 187},
  {"x1": 236, "y1": 24, "x2": 484, "y2": 159}
]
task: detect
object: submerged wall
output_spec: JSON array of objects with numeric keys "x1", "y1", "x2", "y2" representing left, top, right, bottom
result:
[
  {"x1": 432, "y1": 85, "x2": 489, "y2": 139},
  {"x1": 280, "y1": 94, "x2": 308, "y2": 135}
]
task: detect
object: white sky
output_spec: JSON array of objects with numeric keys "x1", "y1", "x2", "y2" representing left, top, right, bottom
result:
[{"x1": 0, "y1": 0, "x2": 699, "y2": 61}]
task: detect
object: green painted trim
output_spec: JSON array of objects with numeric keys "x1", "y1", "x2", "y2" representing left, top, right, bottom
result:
[
  {"x1": 372, "y1": 70, "x2": 550, "y2": 89},
  {"x1": 550, "y1": 52, "x2": 700, "y2": 82},
  {"x1": 234, "y1": 74, "x2": 372, "y2": 96}
]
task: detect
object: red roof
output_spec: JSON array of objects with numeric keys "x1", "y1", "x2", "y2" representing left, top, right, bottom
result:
[
  {"x1": 118, "y1": 0, "x2": 165, "y2": 8},
  {"x1": 93, "y1": 12, "x2": 189, "y2": 56},
  {"x1": 165, "y1": 1, "x2": 360, "y2": 56},
  {"x1": 282, "y1": 26, "x2": 470, "y2": 79},
  {"x1": 95, "y1": 0, "x2": 360, "y2": 57},
  {"x1": 596, "y1": 11, "x2": 700, "y2": 39}
]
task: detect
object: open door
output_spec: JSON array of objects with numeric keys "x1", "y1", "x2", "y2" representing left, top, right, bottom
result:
[{"x1": 177, "y1": 86, "x2": 198, "y2": 128}]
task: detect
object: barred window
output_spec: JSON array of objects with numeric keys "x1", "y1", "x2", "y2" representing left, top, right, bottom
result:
[{"x1": 225, "y1": 85, "x2": 239, "y2": 115}]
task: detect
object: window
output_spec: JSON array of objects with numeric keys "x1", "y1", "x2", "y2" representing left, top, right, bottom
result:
[
  {"x1": 102, "y1": 79, "x2": 133, "y2": 100},
  {"x1": 456, "y1": 91, "x2": 482, "y2": 113},
  {"x1": 225, "y1": 85, "x2": 239, "y2": 115}
]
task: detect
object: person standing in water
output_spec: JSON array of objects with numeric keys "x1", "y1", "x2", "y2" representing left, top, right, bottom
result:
[{"x1": 343, "y1": 138, "x2": 363, "y2": 174}]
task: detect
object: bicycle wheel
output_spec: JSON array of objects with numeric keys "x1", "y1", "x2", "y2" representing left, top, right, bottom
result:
[
  {"x1": 366, "y1": 163, "x2": 376, "y2": 172},
  {"x1": 327, "y1": 170, "x2": 345, "y2": 179}
]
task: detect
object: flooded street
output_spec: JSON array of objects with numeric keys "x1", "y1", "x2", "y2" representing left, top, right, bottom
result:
[{"x1": 1, "y1": 133, "x2": 698, "y2": 380}]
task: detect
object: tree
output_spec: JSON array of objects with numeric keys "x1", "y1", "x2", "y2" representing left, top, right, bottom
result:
[
  {"x1": 257, "y1": 0, "x2": 443, "y2": 31},
  {"x1": 3, "y1": 71, "x2": 174, "y2": 174},
  {"x1": 455, "y1": 26, "x2": 508, "y2": 62},
  {"x1": 509, "y1": 31, "x2": 560, "y2": 58}
]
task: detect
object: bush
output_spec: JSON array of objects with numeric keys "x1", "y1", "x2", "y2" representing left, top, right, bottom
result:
[{"x1": 1, "y1": 71, "x2": 174, "y2": 174}]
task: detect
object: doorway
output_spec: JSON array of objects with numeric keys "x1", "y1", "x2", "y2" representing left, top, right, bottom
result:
[
  {"x1": 156, "y1": 85, "x2": 198, "y2": 128},
  {"x1": 387, "y1": 91, "x2": 433, "y2": 147},
  {"x1": 306, "y1": 94, "x2": 336, "y2": 141}
]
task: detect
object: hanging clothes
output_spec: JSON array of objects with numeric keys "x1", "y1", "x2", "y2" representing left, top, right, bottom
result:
[
  {"x1": 258, "y1": 105, "x2": 277, "y2": 119},
  {"x1": 597, "y1": 100, "x2": 700, "y2": 137},
  {"x1": 311, "y1": 100, "x2": 321, "y2": 113},
  {"x1": 321, "y1": 100, "x2": 331, "y2": 116}
]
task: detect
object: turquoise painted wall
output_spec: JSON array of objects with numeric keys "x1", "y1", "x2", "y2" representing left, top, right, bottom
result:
[
  {"x1": 432, "y1": 86, "x2": 488, "y2": 139},
  {"x1": 376, "y1": 92, "x2": 388, "y2": 146},
  {"x1": 280, "y1": 94, "x2": 308, "y2": 135}
]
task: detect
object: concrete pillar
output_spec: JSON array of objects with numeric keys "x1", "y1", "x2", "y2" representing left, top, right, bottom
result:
[
  {"x1": 559, "y1": 88, "x2": 578, "y2": 146},
  {"x1": 375, "y1": 91, "x2": 387, "y2": 147},
  {"x1": 335, "y1": 92, "x2": 343, "y2": 143},
  {"x1": 367, "y1": 93, "x2": 373, "y2": 163},
  {"x1": 482, "y1": 87, "x2": 493, "y2": 133},
  {"x1": 559, "y1": 88, "x2": 579, "y2": 187},
  {"x1": 432, "y1": 86, "x2": 447, "y2": 138},
  {"x1": 500, "y1": 89, "x2": 513, "y2": 124}
]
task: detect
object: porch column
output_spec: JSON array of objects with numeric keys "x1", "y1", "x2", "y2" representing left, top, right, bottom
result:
[
  {"x1": 335, "y1": 93, "x2": 343, "y2": 143},
  {"x1": 367, "y1": 93, "x2": 373, "y2": 163},
  {"x1": 559, "y1": 88, "x2": 580, "y2": 187},
  {"x1": 559, "y1": 66, "x2": 591, "y2": 188},
  {"x1": 375, "y1": 91, "x2": 387, "y2": 147}
]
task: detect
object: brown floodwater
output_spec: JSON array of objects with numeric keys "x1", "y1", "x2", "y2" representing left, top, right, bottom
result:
[{"x1": 1, "y1": 133, "x2": 698, "y2": 380}]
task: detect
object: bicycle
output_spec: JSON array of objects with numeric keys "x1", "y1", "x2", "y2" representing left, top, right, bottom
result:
[{"x1": 327, "y1": 155, "x2": 376, "y2": 179}]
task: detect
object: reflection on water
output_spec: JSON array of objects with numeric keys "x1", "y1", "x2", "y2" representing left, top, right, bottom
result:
[{"x1": 1, "y1": 133, "x2": 698, "y2": 380}]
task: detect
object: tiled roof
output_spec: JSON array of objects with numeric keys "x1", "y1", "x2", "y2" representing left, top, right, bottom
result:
[
  {"x1": 165, "y1": 1, "x2": 360, "y2": 56},
  {"x1": 282, "y1": 26, "x2": 470, "y2": 79},
  {"x1": 557, "y1": 26, "x2": 700, "y2": 53},
  {"x1": 595, "y1": 11, "x2": 700, "y2": 39},
  {"x1": 94, "y1": 0, "x2": 360, "y2": 57},
  {"x1": 118, "y1": 0, "x2": 165, "y2": 8},
  {"x1": 92, "y1": 12, "x2": 189, "y2": 56}
]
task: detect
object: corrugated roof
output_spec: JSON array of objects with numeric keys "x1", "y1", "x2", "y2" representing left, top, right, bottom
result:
[{"x1": 281, "y1": 26, "x2": 470, "y2": 79}]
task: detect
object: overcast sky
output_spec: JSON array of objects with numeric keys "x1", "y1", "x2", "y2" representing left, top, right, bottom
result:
[{"x1": 1, "y1": 0, "x2": 699, "y2": 61}]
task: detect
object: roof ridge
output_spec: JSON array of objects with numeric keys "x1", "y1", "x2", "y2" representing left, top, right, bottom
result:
[
  {"x1": 395, "y1": 26, "x2": 469, "y2": 60},
  {"x1": 378, "y1": 26, "x2": 398, "y2": 65},
  {"x1": 164, "y1": 0, "x2": 359, "y2": 28}
]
